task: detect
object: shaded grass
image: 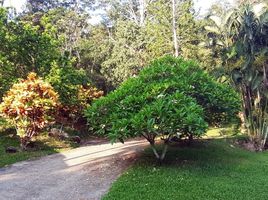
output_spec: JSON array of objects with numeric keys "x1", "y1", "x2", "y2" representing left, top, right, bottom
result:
[
  {"x1": 0, "y1": 128, "x2": 78, "y2": 168},
  {"x1": 103, "y1": 136, "x2": 268, "y2": 200}
]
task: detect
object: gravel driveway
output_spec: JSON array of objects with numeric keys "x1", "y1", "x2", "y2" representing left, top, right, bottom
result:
[{"x1": 0, "y1": 139, "x2": 148, "y2": 200}]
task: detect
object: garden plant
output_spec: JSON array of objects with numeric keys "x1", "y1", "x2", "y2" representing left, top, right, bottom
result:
[
  {"x1": 86, "y1": 56, "x2": 240, "y2": 161},
  {"x1": 0, "y1": 72, "x2": 58, "y2": 149}
]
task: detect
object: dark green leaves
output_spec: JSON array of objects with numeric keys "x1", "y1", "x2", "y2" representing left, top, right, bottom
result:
[{"x1": 85, "y1": 56, "x2": 240, "y2": 143}]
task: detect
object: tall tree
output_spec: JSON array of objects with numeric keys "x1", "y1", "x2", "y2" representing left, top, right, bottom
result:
[
  {"x1": 40, "y1": 8, "x2": 89, "y2": 61},
  {"x1": 103, "y1": 0, "x2": 154, "y2": 26},
  {"x1": 0, "y1": 8, "x2": 64, "y2": 99},
  {"x1": 172, "y1": 0, "x2": 179, "y2": 56},
  {"x1": 228, "y1": 3, "x2": 268, "y2": 149},
  {"x1": 208, "y1": 2, "x2": 268, "y2": 149},
  {"x1": 91, "y1": 0, "x2": 205, "y2": 87}
]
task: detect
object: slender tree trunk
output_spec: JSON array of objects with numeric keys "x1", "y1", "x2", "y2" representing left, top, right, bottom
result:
[
  {"x1": 139, "y1": 0, "x2": 146, "y2": 26},
  {"x1": 172, "y1": 0, "x2": 179, "y2": 57},
  {"x1": 160, "y1": 143, "x2": 168, "y2": 161},
  {"x1": 20, "y1": 136, "x2": 30, "y2": 150},
  {"x1": 151, "y1": 143, "x2": 160, "y2": 159}
]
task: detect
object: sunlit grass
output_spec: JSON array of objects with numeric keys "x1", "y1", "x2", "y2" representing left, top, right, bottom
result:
[
  {"x1": 103, "y1": 128, "x2": 268, "y2": 200},
  {"x1": 0, "y1": 128, "x2": 78, "y2": 168}
]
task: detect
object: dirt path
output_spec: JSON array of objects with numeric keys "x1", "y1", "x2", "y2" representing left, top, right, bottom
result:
[{"x1": 0, "y1": 139, "x2": 148, "y2": 200}]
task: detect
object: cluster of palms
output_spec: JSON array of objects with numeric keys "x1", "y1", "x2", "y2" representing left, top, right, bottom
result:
[{"x1": 207, "y1": 2, "x2": 268, "y2": 150}]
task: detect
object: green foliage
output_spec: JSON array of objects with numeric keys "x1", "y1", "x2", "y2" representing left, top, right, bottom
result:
[
  {"x1": 78, "y1": 25, "x2": 112, "y2": 91},
  {"x1": 92, "y1": 0, "x2": 213, "y2": 88},
  {"x1": 86, "y1": 56, "x2": 240, "y2": 160},
  {"x1": 226, "y1": 2, "x2": 268, "y2": 149},
  {"x1": 205, "y1": 2, "x2": 268, "y2": 149},
  {"x1": 46, "y1": 62, "x2": 104, "y2": 130},
  {"x1": 46, "y1": 62, "x2": 88, "y2": 106},
  {"x1": 102, "y1": 20, "x2": 148, "y2": 87},
  {"x1": 0, "y1": 7, "x2": 63, "y2": 99}
]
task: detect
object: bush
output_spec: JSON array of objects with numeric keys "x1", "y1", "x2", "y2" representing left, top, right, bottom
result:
[
  {"x1": 46, "y1": 62, "x2": 89, "y2": 106},
  {"x1": 0, "y1": 72, "x2": 58, "y2": 149},
  {"x1": 85, "y1": 56, "x2": 240, "y2": 160},
  {"x1": 55, "y1": 84, "x2": 104, "y2": 130},
  {"x1": 46, "y1": 63, "x2": 103, "y2": 129}
]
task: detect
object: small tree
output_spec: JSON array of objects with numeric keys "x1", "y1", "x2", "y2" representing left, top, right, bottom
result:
[
  {"x1": 0, "y1": 72, "x2": 58, "y2": 149},
  {"x1": 86, "y1": 56, "x2": 240, "y2": 161}
]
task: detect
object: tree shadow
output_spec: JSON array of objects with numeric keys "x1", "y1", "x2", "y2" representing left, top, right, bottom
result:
[{"x1": 136, "y1": 137, "x2": 255, "y2": 172}]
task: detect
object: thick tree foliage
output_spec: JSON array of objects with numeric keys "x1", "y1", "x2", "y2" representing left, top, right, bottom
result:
[
  {"x1": 0, "y1": 8, "x2": 61, "y2": 99},
  {"x1": 85, "y1": 57, "x2": 240, "y2": 160}
]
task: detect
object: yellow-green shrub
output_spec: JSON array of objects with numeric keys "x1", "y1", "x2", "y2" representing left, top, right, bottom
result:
[{"x1": 0, "y1": 72, "x2": 58, "y2": 149}]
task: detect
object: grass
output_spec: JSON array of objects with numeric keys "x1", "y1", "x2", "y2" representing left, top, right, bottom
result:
[
  {"x1": 0, "y1": 128, "x2": 79, "y2": 168},
  {"x1": 103, "y1": 129, "x2": 268, "y2": 200}
]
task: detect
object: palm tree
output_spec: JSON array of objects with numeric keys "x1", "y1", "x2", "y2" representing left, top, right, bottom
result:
[
  {"x1": 207, "y1": 2, "x2": 268, "y2": 150},
  {"x1": 228, "y1": 2, "x2": 268, "y2": 150}
]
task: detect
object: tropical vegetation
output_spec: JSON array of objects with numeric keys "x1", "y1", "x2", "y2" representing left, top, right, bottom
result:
[
  {"x1": 0, "y1": 2, "x2": 268, "y2": 197},
  {"x1": 86, "y1": 56, "x2": 240, "y2": 160}
]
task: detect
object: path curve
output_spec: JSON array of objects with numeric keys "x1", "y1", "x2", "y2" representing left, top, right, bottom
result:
[{"x1": 0, "y1": 139, "x2": 148, "y2": 200}]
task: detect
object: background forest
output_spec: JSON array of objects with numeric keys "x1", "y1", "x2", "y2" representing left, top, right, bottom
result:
[
  {"x1": 0, "y1": 0, "x2": 268, "y2": 152},
  {"x1": 0, "y1": 0, "x2": 241, "y2": 97},
  {"x1": 1, "y1": 1, "x2": 268, "y2": 199}
]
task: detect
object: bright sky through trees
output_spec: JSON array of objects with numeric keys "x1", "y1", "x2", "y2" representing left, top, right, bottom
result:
[{"x1": 4, "y1": 0, "x2": 234, "y2": 15}]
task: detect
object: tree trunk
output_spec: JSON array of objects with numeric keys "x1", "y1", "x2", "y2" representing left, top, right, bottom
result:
[
  {"x1": 20, "y1": 137, "x2": 30, "y2": 151},
  {"x1": 160, "y1": 143, "x2": 168, "y2": 161},
  {"x1": 151, "y1": 143, "x2": 160, "y2": 159},
  {"x1": 139, "y1": 0, "x2": 146, "y2": 26},
  {"x1": 188, "y1": 134, "x2": 193, "y2": 146},
  {"x1": 172, "y1": 0, "x2": 179, "y2": 57},
  {"x1": 150, "y1": 143, "x2": 168, "y2": 162}
]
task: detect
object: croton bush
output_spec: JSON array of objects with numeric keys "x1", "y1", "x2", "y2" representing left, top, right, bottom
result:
[
  {"x1": 0, "y1": 72, "x2": 58, "y2": 149},
  {"x1": 85, "y1": 56, "x2": 241, "y2": 161}
]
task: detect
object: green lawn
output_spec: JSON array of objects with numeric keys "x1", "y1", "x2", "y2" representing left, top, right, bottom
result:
[
  {"x1": 0, "y1": 128, "x2": 78, "y2": 168},
  {"x1": 103, "y1": 134, "x2": 268, "y2": 200}
]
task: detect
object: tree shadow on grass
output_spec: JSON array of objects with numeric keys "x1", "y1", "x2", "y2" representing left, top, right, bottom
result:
[{"x1": 137, "y1": 137, "x2": 256, "y2": 172}]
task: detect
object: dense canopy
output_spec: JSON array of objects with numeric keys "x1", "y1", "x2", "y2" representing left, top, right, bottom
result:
[{"x1": 86, "y1": 56, "x2": 240, "y2": 160}]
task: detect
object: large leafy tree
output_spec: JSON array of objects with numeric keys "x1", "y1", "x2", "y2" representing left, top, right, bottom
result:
[
  {"x1": 0, "y1": 7, "x2": 92, "y2": 129},
  {"x1": 40, "y1": 8, "x2": 90, "y2": 62},
  {"x1": 86, "y1": 56, "x2": 240, "y2": 161},
  {"x1": 93, "y1": 0, "x2": 208, "y2": 88},
  {"x1": 101, "y1": 20, "x2": 148, "y2": 86},
  {"x1": 78, "y1": 25, "x2": 112, "y2": 92},
  {"x1": 0, "y1": 8, "x2": 62, "y2": 99}
]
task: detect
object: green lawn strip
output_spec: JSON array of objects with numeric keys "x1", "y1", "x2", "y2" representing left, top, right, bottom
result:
[
  {"x1": 0, "y1": 129, "x2": 78, "y2": 168},
  {"x1": 103, "y1": 138, "x2": 268, "y2": 200}
]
